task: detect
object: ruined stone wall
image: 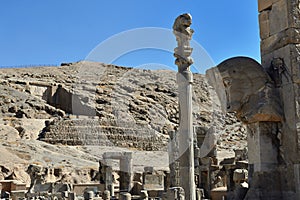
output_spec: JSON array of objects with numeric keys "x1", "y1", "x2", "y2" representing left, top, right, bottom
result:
[
  {"x1": 258, "y1": 0, "x2": 300, "y2": 198},
  {"x1": 39, "y1": 119, "x2": 168, "y2": 151}
]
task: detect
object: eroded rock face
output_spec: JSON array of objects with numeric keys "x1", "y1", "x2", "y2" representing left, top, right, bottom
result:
[
  {"x1": 0, "y1": 61, "x2": 246, "y2": 186},
  {"x1": 206, "y1": 56, "x2": 283, "y2": 124}
]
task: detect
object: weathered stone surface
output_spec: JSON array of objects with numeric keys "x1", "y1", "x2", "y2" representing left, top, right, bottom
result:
[
  {"x1": 206, "y1": 56, "x2": 283, "y2": 124},
  {"x1": 173, "y1": 13, "x2": 196, "y2": 200},
  {"x1": 258, "y1": 0, "x2": 281, "y2": 12},
  {"x1": 143, "y1": 172, "x2": 164, "y2": 191},
  {"x1": 261, "y1": 46, "x2": 300, "y2": 163},
  {"x1": 247, "y1": 122, "x2": 280, "y2": 172},
  {"x1": 0, "y1": 124, "x2": 20, "y2": 142},
  {"x1": 233, "y1": 169, "x2": 248, "y2": 183},
  {"x1": 257, "y1": 0, "x2": 300, "y2": 198},
  {"x1": 259, "y1": 11, "x2": 270, "y2": 40},
  {"x1": 39, "y1": 118, "x2": 168, "y2": 151},
  {"x1": 0, "y1": 61, "x2": 247, "y2": 193},
  {"x1": 269, "y1": 0, "x2": 288, "y2": 35},
  {"x1": 287, "y1": 0, "x2": 300, "y2": 28},
  {"x1": 260, "y1": 28, "x2": 300, "y2": 55}
]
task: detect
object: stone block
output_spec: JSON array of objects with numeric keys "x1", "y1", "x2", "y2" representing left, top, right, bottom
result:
[
  {"x1": 11, "y1": 190, "x2": 26, "y2": 200},
  {"x1": 0, "y1": 180, "x2": 12, "y2": 192},
  {"x1": 258, "y1": 0, "x2": 272, "y2": 12},
  {"x1": 269, "y1": 0, "x2": 288, "y2": 35},
  {"x1": 260, "y1": 28, "x2": 300, "y2": 55},
  {"x1": 233, "y1": 169, "x2": 248, "y2": 183},
  {"x1": 247, "y1": 123, "x2": 279, "y2": 172},
  {"x1": 210, "y1": 187, "x2": 227, "y2": 200},
  {"x1": 11, "y1": 181, "x2": 26, "y2": 191},
  {"x1": 259, "y1": 11, "x2": 270, "y2": 40},
  {"x1": 261, "y1": 43, "x2": 300, "y2": 84},
  {"x1": 258, "y1": 0, "x2": 281, "y2": 12},
  {"x1": 143, "y1": 173, "x2": 165, "y2": 191},
  {"x1": 73, "y1": 184, "x2": 103, "y2": 196}
]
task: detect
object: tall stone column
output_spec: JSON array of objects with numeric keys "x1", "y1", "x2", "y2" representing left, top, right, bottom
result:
[
  {"x1": 173, "y1": 13, "x2": 196, "y2": 200},
  {"x1": 258, "y1": 0, "x2": 300, "y2": 199}
]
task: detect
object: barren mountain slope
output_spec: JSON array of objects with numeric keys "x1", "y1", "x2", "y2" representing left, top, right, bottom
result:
[{"x1": 0, "y1": 61, "x2": 246, "y2": 185}]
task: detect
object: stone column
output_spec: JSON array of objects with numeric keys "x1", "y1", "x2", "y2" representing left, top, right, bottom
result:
[
  {"x1": 103, "y1": 152, "x2": 133, "y2": 193},
  {"x1": 173, "y1": 13, "x2": 196, "y2": 200},
  {"x1": 258, "y1": 0, "x2": 300, "y2": 198},
  {"x1": 247, "y1": 122, "x2": 279, "y2": 172},
  {"x1": 119, "y1": 152, "x2": 133, "y2": 192},
  {"x1": 105, "y1": 166, "x2": 114, "y2": 196}
]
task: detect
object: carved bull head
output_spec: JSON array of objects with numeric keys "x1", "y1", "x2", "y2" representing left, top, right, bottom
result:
[{"x1": 206, "y1": 57, "x2": 283, "y2": 123}]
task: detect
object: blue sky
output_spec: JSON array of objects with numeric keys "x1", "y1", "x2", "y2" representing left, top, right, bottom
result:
[{"x1": 0, "y1": 1, "x2": 260, "y2": 73}]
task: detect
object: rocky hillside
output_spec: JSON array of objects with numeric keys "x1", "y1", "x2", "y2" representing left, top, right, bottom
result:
[{"x1": 0, "y1": 61, "x2": 246, "y2": 186}]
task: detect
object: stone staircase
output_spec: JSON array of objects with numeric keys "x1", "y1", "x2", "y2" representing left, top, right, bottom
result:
[{"x1": 39, "y1": 118, "x2": 168, "y2": 151}]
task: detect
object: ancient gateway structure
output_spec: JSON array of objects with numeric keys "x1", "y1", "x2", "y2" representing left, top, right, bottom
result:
[
  {"x1": 4, "y1": 2, "x2": 300, "y2": 200},
  {"x1": 206, "y1": 0, "x2": 300, "y2": 199}
]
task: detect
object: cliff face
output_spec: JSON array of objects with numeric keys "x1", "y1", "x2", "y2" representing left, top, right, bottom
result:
[{"x1": 0, "y1": 61, "x2": 246, "y2": 185}]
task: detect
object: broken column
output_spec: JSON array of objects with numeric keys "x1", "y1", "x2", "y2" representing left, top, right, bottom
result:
[
  {"x1": 173, "y1": 13, "x2": 196, "y2": 200},
  {"x1": 119, "y1": 152, "x2": 133, "y2": 192},
  {"x1": 258, "y1": 0, "x2": 300, "y2": 199},
  {"x1": 100, "y1": 160, "x2": 114, "y2": 196},
  {"x1": 105, "y1": 166, "x2": 114, "y2": 196},
  {"x1": 103, "y1": 152, "x2": 133, "y2": 193}
]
